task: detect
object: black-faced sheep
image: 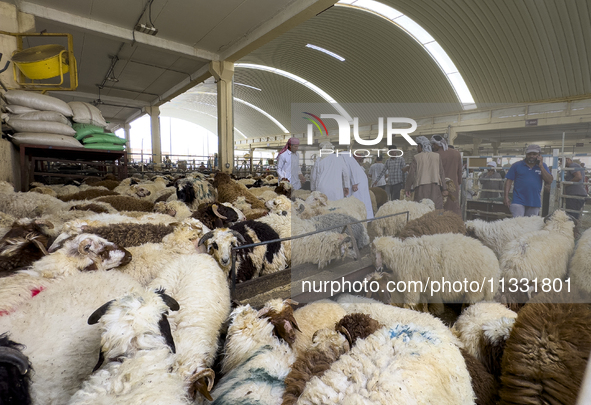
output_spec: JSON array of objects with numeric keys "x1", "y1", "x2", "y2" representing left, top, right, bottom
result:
[
  {"x1": 498, "y1": 301, "x2": 591, "y2": 405},
  {"x1": 0, "y1": 333, "x2": 32, "y2": 405},
  {"x1": 199, "y1": 220, "x2": 287, "y2": 283},
  {"x1": 175, "y1": 177, "x2": 216, "y2": 210},
  {"x1": 192, "y1": 202, "x2": 244, "y2": 230},
  {"x1": 68, "y1": 289, "x2": 190, "y2": 405},
  {"x1": 396, "y1": 209, "x2": 466, "y2": 240}
]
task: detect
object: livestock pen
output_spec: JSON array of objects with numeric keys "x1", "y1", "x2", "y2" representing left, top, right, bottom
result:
[{"x1": 227, "y1": 211, "x2": 410, "y2": 307}]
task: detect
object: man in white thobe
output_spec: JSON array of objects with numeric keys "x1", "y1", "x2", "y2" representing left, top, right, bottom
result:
[
  {"x1": 310, "y1": 142, "x2": 350, "y2": 201},
  {"x1": 277, "y1": 137, "x2": 305, "y2": 190},
  {"x1": 341, "y1": 154, "x2": 374, "y2": 219}
]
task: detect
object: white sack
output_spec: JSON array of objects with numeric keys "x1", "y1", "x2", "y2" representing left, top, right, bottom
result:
[{"x1": 4, "y1": 90, "x2": 72, "y2": 117}]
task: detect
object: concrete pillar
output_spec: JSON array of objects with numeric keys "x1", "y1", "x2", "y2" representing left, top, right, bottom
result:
[
  {"x1": 209, "y1": 60, "x2": 235, "y2": 173},
  {"x1": 146, "y1": 106, "x2": 161, "y2": 164},
  {"x1": 492, "y1": 142, "x2": 500, "y2": 156},
  {"x1": 472, "y1": 138, "x2": 482, "y2": 156},
  {"x1": 124, "y1": 123, "x2": 131, "y2": 146},
  {"x1": 448, "y1": 127, "x2": 458, "y2": 146}
]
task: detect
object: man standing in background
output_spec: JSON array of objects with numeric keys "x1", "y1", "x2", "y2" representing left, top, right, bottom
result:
[
  {"x1": 310, "y1": 142, "x2": 350, "y2": 200},
  {"x1": 504, "y1": 144, "x2": 552, "y2": 217},
  {"x1": 372, "y1": 147, "x2": 406, "y2": 201},
  {"x1": 342, "y1": 154, "x2": 374, "y2": 219},
  {"x1": 431, "y1": 135, "x2": 462, "y2": 215},
  {"x1": 560, "y1": 157, "x2": 586, "y2": 219},
  {"x1": 479, "y1": 161, "x2": 504, "y2": 199},
  {"x1": 405, "y1": 136, "x2": 448, "y2": 209},
  {"x1": 369, "y1": 156, "x2": 386, "y2": 191},
  {"x1": 277, "y1": 137, "x2": 305, "y2": 190}
]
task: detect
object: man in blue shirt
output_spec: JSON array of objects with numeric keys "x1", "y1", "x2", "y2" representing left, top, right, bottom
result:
[{"x1": 504, "y1": 144, "x2": 553, "y2": 217}]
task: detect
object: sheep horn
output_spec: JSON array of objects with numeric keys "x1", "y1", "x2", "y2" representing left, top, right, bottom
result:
[
  {"x1": 88, "y1": 300, "x2": 115, "y2": 325},
  {"x1": 0, "y1": 347, "x2": 30, "y2": 375},
  {"x1": 337, "y1": 325, "x2": 353, "y2": 348},
  {"x1": 212, "y1": 204, "x2": 227, "y2": 220},
  {"x1": 197, "y1": 231, "x2": 215, "y2": 247},
  {"x1": 257, "y1": 306, "x2": 271, "y2": 318},
  {"x1": 284, "y1": 299, "x2": 299, "y2": 306},
  {"x1": 190, "y1": 368, "x2": 216, "y2": 401},
  {"x1": 156, "y1": 290, "x2": 180, "y2": 311},
  {"x1": 231, "y1": 230, "x2": 246, "y2": 244},
  {"x1": 33, "y1": 219, "x2": 54, "y2": 229},
  {"x1": 29, "y1": 236, "x2": 49, "y2": 256}
]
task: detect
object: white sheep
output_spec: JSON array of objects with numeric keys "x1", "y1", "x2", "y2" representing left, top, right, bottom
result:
[
  {"x1": 0, "y1": 271, "x2": 142, "y2": 405},
  {"x1": 0, "y1": 184, "x2": 68, "y2": 218},
  {"x1": 292, "y1": 299, "x2": 347, "y2": 357},
  {"x1": 148, "y1": 253, "x2": 230, "y2": 402},
  {"x1": 451, "y1": 302, "x2": 517, "y2": 376},
  {"x1": 300, "y1": 192, "x2": 366, "y2": 222},
  {"x1": 296, "y1": 297, "x2": 474, "y2": 405},
  {"x1": 371, "y1": 234, "x2": 499, "y2": 309},
  {"x1": 116, "y1": 218, "x2": 210, "y2": 286},
  {"x1": 499, "y1": 210, "x2": 574, "y2": 292},
  {"x1": 368, "y1": 198, "x2": 435, "y2": 239},
  {"x1": 0, "y1": 233, "x2": 131, "y2": 315},
  {"x1": 153, "y1": 200, "x2": 193, "y2": 220},
  {"x1": 291, "y1": 231, "x2": 357, "y2": 269},
  {"x1": 465, "y1": 215, "x2": 545, "y2": 258},
  {"x1": 210, "y1": 299, "x2": 298, "y2": 404},
  {"x1": 67, "y1": 288, "x2": 190, "y2": 405},
  {"x1": 569, "y1": 227, "x2": 591, "y2": 295}
]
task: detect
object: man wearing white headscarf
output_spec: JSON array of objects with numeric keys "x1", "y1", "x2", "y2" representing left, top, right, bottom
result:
[
  {"x1": 310, "y1": 142, "x2": 350, "y2": 200},
  {"x1": 277, "y1": 137, "x2": 305, "y2": 190},
  {"x1": 341, "y1": 154, "x2": 374, "y2": 219},
  {"x1": 479, "y1": 161, "x2": 504, "y2": 199},
  {"x1": 431, "y1": 135, "x2": 462, "y2": 215},
  {"x1": 405, "y1": 136, "x2": 447, "y2": 209}
]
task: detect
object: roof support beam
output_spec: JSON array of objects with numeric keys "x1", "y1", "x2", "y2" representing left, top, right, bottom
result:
[{"x1": 18, "y1": 1, "x2": 217, "y2": 62}]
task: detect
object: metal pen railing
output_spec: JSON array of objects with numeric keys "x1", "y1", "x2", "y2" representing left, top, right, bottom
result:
[{"x1": 228, "y1": 210, "x2": 410, "y2": 292}]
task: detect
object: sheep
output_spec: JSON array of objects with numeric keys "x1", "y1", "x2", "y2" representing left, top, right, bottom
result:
[
  {"x1": 93, "y1": 195, "x2": 155, "y2": 212},
  {"x1": 265, "y1": 195, "x2": 292, "y2": 215},
  {"x1": 460, "y1": 348, "x2": 498, "y2": 405},
  {"x1": 192, "y1": 202, "x2": 244, "y2": 230},
  {"x1": 306, "y1": 212, "x2": 370, "y2": 249},
  {"x1": 148, "y1": 254, "x2": 230, "y2": 402},
  {"x1": 0, "y1": 218, "x2": 53, "y2": 276},
  {"x1": 0, "y1": 333, "x2": 32, "y2": 405},
  {"x1": 257, "y1": 189, "x2": 280, "y2": 203},
  {"x1": 210, "y1": 299, "x2": 298, "y2": 405},
  {"x1": 465, "y1": 215, "x2": 545, "y2": 258},
  {"x1": 117, "y1": 218, "x2": 211, "y2": 286},
  {"x1": 396, "y1": 209, "x2": 466, "y2": 240},
  {"x1": 0, "y1": 271, "x2": 142, "y2": 405},
  {"x1": 58, "y1": 189, "x2": 119, "y2": 202},
  {"x1": 87, "y1": 179, "x2": 120, "y2": 190},
  {"x1": 368, "y1": 198, "x2": 435, "y2": 239},
  {"x1": 282, "y1": 313, "x2": 384, "y2": 405},
  {"x1": 295, "y1": 316, "x2": 474, "y2": 404},
  {"x1": 499, "y1": 210, "x2": 574, "y2": 302},
  {"x1": 292, "y1": 300, "x2": 347, "y2": 356},
  {"x1": 452, "y1": 302, "x2": 518, "y2": 377},
  {"x1": 0, "y1": 233, "x2": 132, "y2": 315},
  {"x1": 232, "y1": 196, "x2": 253, "y2": 212},
  {"x1": 498, "y1": 301, "x2": 591, "y2": 405},
  {"x1": 175, "y1": 177, "x2": 216, "y2": 210},
  {"x1": 112, "y1": 177, "x2": 140, "y2": 194},
  {"x1": 291, "y1": 189, "x2": 311, "y2": 201},
  {"x1": 301, "y1": 192, "x2": 367, "y2": 222},
  {"x1": 371, "y1": 234, "x2": 500, "y2": 310},
  {"x1": 369, "y1": 187, "x2": 387, "y2": 210},
  {"x1": 274, "y1": 180, "x2": 292, "y2": 198},
  {"x1": 29, "y1": 186, "x2": 57, "y2": 197},
  {"x1": 68, "y1": 289, "x2": 190, "y2": 405},
  {"x1": 199, "y1": 220, "x2": 287, "y2": 283},
  {"x1": 0, "y1": 185, "x2": 68, "y2": 218},
  {"x1": 154, "y1": 200, "x2": 193, "y2": 220},
  {"x1": 291, "y1": 232, "x2": 357, "y2": 269},
  {"x1": 0, "y1": 212, "x2": 16, "y2": 238},
  {"x1": 213, "y1": 172, "x2": 267, "y2": 211},
  {"x1": 369, "y1": 189, "x2": 377, "y2": 214},
  {"x1": 568, "y1": 226, "x2": 591, "y2": 295}
]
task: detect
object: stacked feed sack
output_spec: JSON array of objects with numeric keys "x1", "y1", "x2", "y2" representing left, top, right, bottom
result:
[
  {"x1": 2, "y1": 90, "x2": 81, "y2": 148},
  {"x1": 73, "y1": 125, "x2": 125, "y2": 151}
]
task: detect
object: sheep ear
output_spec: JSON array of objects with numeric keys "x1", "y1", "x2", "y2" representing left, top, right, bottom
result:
[
  {"x1": 92, "y1": 348, "x2": 105, "y2": 372},
  {"x1": 88, "y1": 300, "x2": 115, "y2": 325},
  {"x1": 158, "y1": 314, "x2": 176, "y2": 354},
  {"x1": 198, "y1": 231, "x2": 215, "y2": 247},
  {"x1": 156, "y1": 290, "x2": 180, "y2": 311},
  {"x1": 230, "y1": 230, "x2": 246, "y2": 244},
  {"x1": 0, "y1": 347, "x2": 30, "y2": 375},
  {"x1": 257, "y1": 307, "x2": 271, "y2": 318}
]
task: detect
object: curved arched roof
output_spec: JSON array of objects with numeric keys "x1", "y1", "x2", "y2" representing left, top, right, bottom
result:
[{"x1": 162, "y1": 0, "x2": 591, "y2": 139}]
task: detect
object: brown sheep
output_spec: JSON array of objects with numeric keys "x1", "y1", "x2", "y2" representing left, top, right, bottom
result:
[
  {"x1": 75, "y1": 223, "x2": 175, "y2": 248},
  {"x1": 281, "y1": 313, "x2": 383, "y2": 405},
  {"x1": 460, "y1": 348, "x2": 498, "y2": 405},
  {"x1": 69, "y1": 203, "x2": 112, "y2": 214},
  {"x1": 498, "y1": 301, "x2": 591, "y2": 405},
  {"x1": 396, "y1": 209, "x2": 466, "y2": 240},
  {"x1": 58, "y1": 189, "x2": 119, "y2": 202},
  {"x1": 154, "y1": 190, "x2": 175, "y2": 203},
  {"x1": 90, "y1": 180, "x2": 120, "y2": 190},
  {"x1": 94, "y1": 196, "x2": 154, "y2": 212},
  {"x1": 213, "y1": 172, "x2": 267, "y2": 211},
  {"x1": 369, "y1": 187, "x2": 388, "y2": 210}
]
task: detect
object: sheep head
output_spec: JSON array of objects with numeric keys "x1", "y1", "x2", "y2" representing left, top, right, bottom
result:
[
  {"x1": 131, "y1": 184, "x2": 151, "y2": 198},
  {"x1": 87, "y1": 288, "x2": 180, "y2": 372},
  {"x1": 257, "y1": 298, "x2": 301, "y2": 346},
  {"x1": 0, "y1": 333, "x2": 32, "y2": 405},
  {"x1": 60, "y1": 233, "x2": 132, "y2": 272},
  {"x1": 305, "y1": 191, "x2": 328, "y2": 207},
  {"x1": 543, "y1": 209, "x2": 575, "y2": 237},
  {"x1": 164, "y1": 219, "x2": 210, "y2": 252},
  {"x1": 266, "y1": 195, "x2": 291, "y2": 215},
  {"x1": 198, "y1": 228, "x2": 245, "y2": 273},
  {"x1": 175, "y1": 180, "x2": 196, "y2": 205},
  {"x1": 221, "y1": 202, "x2": 247, "y2": 222},
  {"x1": 335, "y1": 313, "x2": 383, "y2": 348}
]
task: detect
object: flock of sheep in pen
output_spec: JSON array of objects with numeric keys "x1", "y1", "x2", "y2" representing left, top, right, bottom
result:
[{"x1": 0, "y1": 170, "x2": 590, "y2": 405}]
